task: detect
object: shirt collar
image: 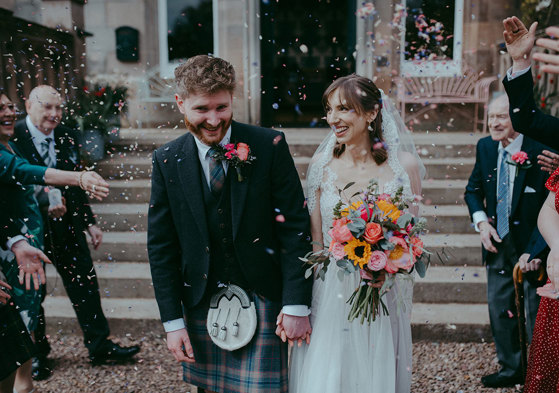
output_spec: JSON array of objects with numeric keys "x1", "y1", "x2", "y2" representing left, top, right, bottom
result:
[
  {"x1": 26, "y1": 115, "x2": 54, "y2": 143},
  {"x1": 193, "y1": 125, "x2": 232, "y2": 159},
  {"x1": 498, "y1": 134, "x2": 524, "y2": 155}
]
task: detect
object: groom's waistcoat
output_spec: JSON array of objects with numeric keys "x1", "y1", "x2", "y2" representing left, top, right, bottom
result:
[{"x1": 200, "y1": 169, "x2": 249, "y2": 292}]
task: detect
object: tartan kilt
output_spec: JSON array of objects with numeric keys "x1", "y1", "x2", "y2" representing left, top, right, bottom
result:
[
  {"x1": 182, "y1": 292, "x2": 288, "y2": 393},
  {"x1": 0, "y1": 302, "x2": 35, "y2": 380}
]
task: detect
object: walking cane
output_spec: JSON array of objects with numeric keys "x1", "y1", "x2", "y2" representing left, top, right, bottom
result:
[{"x1": 513, "y1": 262, "x2": 546, "y2": 377}]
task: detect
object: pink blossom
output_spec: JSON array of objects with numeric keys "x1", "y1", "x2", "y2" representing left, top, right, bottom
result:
[
  {"x1": 224, "y1": 143, "x2": 235, "y2": 150},
  {"x1": 225, "y1": 151, "x2": 235, "y2": 159},
  {"x1": 329, "y1": 242, "x2": 347, "y2": 260},
  {"x1": 368, "y1": 251, "x2": 387, "y2": 271},
  {"x1": 328, "y1": 218, "x2": 354, "y2": 243},
  {"x1": 511, "y1": 151, "x2": 529, "y2": 164}
]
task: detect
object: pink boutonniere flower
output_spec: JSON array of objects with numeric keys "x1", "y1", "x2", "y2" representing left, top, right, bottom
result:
[
  {"x1": 507, "y1": 151, "x2": 532, "y2": 177},
  {"x1": 210, "y1": 142, "x2": 256, "y2": 182}
]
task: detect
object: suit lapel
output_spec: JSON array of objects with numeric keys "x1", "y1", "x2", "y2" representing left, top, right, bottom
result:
[
  {"x1": 510, "y1": 137, "x2": 534, "y2": 216},
  {"x1": 486, "y1": 140, "x2": 499, "y2": 204},
  {"x1": 16, "y1": 124, "x2": 45, "y2": 166},
  {"x1": 176, "y1": 133, "x2": 210, "y2": 244},
  {"x1": 229, "y1": 122, "x2": 251, "y2": 240}
]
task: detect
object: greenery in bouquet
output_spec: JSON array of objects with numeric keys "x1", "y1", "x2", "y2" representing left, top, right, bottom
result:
[
  {"x1": 300, "y1": 179, "x2": 430, "y2": 324},
  {"x1": 62, "y1": 83, "x2": 128, "y2": 136}
]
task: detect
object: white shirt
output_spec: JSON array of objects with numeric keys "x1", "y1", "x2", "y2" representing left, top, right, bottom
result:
[
  {"x1": 163, "y1": 128, "x2": 310, "y2": 333},
  {"x1": 472, "y1": 135, "x2": 524, "y2": 230},
  {"x1": 26, "y1": 116, "x2": 56, "y2": 165}
]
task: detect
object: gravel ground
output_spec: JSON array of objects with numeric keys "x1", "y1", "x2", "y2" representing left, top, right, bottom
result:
[{"x1": 33, "y1": 334, "x2": 523, "y2": 392}]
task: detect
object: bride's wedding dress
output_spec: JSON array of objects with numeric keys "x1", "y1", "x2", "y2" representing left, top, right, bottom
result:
[{"x1": 289, "y1": 93, "x2": 418, "y2": 393}]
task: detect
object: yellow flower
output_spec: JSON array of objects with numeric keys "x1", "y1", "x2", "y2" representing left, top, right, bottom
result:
[
  {"x1": 376, "y1": 200, "x2": 402, "y2": 221},
  {"x1": 341, "y1": 201, "x2": 364, "y2": 217},
  {"x1": 344, "y1": 238, "x2": 372, "y2": 269}
]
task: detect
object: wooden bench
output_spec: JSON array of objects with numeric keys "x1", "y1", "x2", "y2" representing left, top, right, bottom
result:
[{"x1": 396, "y1": 70, "x2": 497, "y2": 132}]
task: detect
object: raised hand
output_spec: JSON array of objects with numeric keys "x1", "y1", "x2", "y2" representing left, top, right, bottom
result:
[
  {"x1": 537, "y1": 150, "x2": 559, "y2": 174},
  {"x1": 167, "y1": 328, "x2": 196, "y2": 363},
  {"x1": 0, "y1": 280, "x2": 12, "y2": 305},
  {"x1": 11, "y1": 240, "x2": 51, "y2": 290},
  {"x1": 534, "y1": 26, "x2": 559, "y2": 74},
  {"x1": 80, "y1": 171, "x2": 110, "y2": 200},
  {"x1": 503, "y1": 16, "x2": 538, "y2": 71}
]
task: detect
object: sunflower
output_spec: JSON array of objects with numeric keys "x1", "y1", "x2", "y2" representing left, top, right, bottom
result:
[
  {"x1": 344, "y1": 238, "x2": 372, "y2": 268},
  {"x1": 376, "y1": 200, "x2": 402, "y2": 221},
  {"x1": 341, "y1": 201, "x2": 364, "y2": 217}
]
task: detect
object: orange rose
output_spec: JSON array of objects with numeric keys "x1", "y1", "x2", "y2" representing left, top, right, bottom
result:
[
  {"x1": 363, "y1": 222, "x2": 384, "y2": 245},
  {"x1": 409, "y1": 236, "x2": 424, "y2": 258},
  {"x1": 236, "y1": 143, "x2": 250, "y2": 161}
]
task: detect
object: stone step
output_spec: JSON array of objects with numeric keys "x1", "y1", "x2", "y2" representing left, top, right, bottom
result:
[
  {"x1": 112, "y1": 128, "x2": 482, "y2": 159},
  {"x1": 90, "y1": 231, "x2": 481, "y2": 266},
  {"x1": 46, "y1": 261, "x2": 486, "y2": 304},
  {"x1": 43, "y1": 296, "x2": 490, "y2": 342},
  {"x1": 93, "y1": 203, "x2": 474, "y2": 234},
  {"x1": 96, "y1": 155, "x2": 152, "y2": 180},
  {"x1": 45, "y1": 262, "x2": 153, "y2": 298},
  {"x1": 293, "y1": 156, "x2": 475, "y2": 180},
  {"x1": 95, "y1": 178, "x2": 468, "y2": 205}
]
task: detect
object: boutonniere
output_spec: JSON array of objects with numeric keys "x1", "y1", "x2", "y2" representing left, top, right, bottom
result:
[
  {"x1": 211, "y1": 142, "x2": 256, "y2": 182},
  {"x1": 507, "y1": 151, "x2": 532, "y2": 177}
]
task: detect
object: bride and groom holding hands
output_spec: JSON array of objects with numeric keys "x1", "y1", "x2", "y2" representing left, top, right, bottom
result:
[{"x1": 147, "y1": 54, "x2": 423, "y2": 393}]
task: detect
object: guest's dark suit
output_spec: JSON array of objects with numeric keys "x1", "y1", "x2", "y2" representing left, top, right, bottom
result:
[
  {"x1": 12, "y1": 120, "x2": 110, "y2": 355},
  {"x1": 465, "y1": 135, "x2": 550, "y2": 378},
  {"x1": 148, "y1": 121, "x2": 312, "y2": 323},
  {"x1": 503, "y1": 71, "x2": 559, "y2": 150}
]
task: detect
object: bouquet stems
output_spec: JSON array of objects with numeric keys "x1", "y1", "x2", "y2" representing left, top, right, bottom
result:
[{"x1": 347, "y1": 279, "x2": 388, "y2": 324}]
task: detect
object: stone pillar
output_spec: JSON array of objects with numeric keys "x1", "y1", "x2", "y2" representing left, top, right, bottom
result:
[{"x1": 213, "y1": 0, "x2": 260, "y2": 124}]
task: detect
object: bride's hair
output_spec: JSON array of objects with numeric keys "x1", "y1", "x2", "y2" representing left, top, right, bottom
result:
[{"x1": 322, "y1": 74, "x2": 387, "y2": 165}]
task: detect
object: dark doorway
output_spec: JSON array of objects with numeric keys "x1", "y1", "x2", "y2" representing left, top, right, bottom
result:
[{"x1": 260, "y1": 0, "x2": 356, "y2": 127}]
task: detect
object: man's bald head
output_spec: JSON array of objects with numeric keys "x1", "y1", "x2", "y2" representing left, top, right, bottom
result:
[{"x1": 26, "y1": 85, "x2": 63, "y2": 134}]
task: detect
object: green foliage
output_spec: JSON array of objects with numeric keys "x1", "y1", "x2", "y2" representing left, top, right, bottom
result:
[{"x1": 62, "y1": 83, "x2": 128, "y2": 135}]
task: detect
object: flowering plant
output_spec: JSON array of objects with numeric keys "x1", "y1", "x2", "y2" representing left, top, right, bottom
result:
[
  {"x1": 507, "y1": 151, "x2": 532, "y2": 177},
  {"x1": 210, "y1": 142, "x2": 256, "y2": 182},
  {"x1": 301, "y1": 180, "x2": 429, "y2": 324}
]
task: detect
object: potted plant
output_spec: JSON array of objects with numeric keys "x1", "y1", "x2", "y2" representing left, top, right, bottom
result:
[{"x1": 62, "y1": 83, "x2": 128, "y2": 162}]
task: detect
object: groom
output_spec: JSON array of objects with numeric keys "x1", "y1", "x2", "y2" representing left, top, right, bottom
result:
[{"x1": 147, "y1": 55, "x2": 312, "y2": 393}]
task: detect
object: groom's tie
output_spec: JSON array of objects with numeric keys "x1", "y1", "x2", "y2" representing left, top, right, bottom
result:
[
  {"x1": 496, "y1": 149, "x2": 510, "y2": 239},
  {"x1": 208, "y1": 147, "x2": 225, "y2": 195}
]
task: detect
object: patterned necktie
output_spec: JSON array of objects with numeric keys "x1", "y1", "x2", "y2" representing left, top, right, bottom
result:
[
  {"x1": 41, "y1": 137, "x2": 54, "y2": 168},
  {"x1": 207, "y1": 147, "x2": 225, "y2": 195},
  {"x1": 496, "y1": 149, "x2": 510, "y2": 239}
]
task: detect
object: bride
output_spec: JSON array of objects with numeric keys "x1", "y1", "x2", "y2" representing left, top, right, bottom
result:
[{"x1": 288, "y1": 74, "x2": 424, "y2": 393}]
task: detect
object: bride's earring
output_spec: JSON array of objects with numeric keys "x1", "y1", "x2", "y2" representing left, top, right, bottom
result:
[{"x1": 368, "y1": 122, "x2": 374, "y2": 132}]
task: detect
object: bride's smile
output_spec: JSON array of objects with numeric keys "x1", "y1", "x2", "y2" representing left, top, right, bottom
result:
[{"x1": 325, "y1": 89, "x2": 374, "y2": 147}]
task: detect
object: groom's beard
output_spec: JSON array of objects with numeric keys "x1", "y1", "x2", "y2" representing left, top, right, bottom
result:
[{"x1": 184, "y1": 115, "x2": 233, "y2": 146}]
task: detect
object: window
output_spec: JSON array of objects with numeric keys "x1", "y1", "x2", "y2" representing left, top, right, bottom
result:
[
  {"x1": 399, "y1": 0, "x2": 464, "y2": 76},
  {"x1": 158, "y1": 0, "x2": 214, "y2": 76}
]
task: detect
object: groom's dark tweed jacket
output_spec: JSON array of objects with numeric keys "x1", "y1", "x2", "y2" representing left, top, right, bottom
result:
[{"x1": 148, "y1": 121, "x2": 312, "y2": 323}]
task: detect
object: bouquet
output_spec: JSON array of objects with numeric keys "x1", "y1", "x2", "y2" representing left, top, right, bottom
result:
[{"x1": 302, "y1": 180, "x2": 429, "y2": 324}]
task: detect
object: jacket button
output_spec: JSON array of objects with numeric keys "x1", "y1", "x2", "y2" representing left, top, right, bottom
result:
[
  {"x1": 217, "y1": 208, "x2": 224, "y2": 214},
  {"x1": 203, "y1": 274, "x2": 208, "y2": 280},
  {"x1": 222, "y1": 238, "x2": 228, "y2": 244},
  {"x1": 205, "y1": 246, "x2": 210, "y2": 253}
]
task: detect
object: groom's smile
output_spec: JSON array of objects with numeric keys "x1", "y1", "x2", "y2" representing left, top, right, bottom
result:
[{"x1": 175, "y1": 89, "x2": 233, "y2": 145}]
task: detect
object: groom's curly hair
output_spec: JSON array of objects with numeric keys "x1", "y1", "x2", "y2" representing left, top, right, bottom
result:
[
  {"x1": 174, "y1": 55, "x2": 236, "y2": 97},
  {"x1": 322, "y1": 74, "x2": 387, "y2": 165}
]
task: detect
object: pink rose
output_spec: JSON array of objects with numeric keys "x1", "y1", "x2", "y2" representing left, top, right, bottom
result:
[
  {"x1": 511, "y1": 151, "x2": 529, "y2": 164},
  {"x1": 359, "y1": 269, "x2": 374, "y2": 280},
  {"x1": 409, "y1": 236, "x2": 424, "y2": 258},
  {"x1": 236, "y1": 143, "x2": 250, "y2": 161},
  {"x1": 329, "y1": 241, "x2": 347, "y2": 260},
  {"x1": 328, "y1": 218, "x2": 354, "y2": 243},
  {"x1": 224, "y1": 143, "x2": 235, "y2": 150},
  {"x1": 384, "y1": 253, "x2": 400, "y2": 273},
  {"x1": 225, "y1": 150, "x2": 235, "y2": 159},
  {"x1": 368, "y1": 251, "x2": 387, "y2": 271},
  {"x1": 363, "y1": 222, "x2": 383, "y2": 245}
]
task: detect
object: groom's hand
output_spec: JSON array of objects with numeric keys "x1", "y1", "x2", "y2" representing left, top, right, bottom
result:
[
  {"x1": 167, "y1": 328, "x2": 195, "y2": 363},
  {"x1": 281, "y1": 314, "x2": 312, "y2": 344}
]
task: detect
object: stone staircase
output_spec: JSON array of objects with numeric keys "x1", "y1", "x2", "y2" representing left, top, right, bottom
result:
[{"x1": 44, "y1": 127, "x2": 491, "y2": 341}]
